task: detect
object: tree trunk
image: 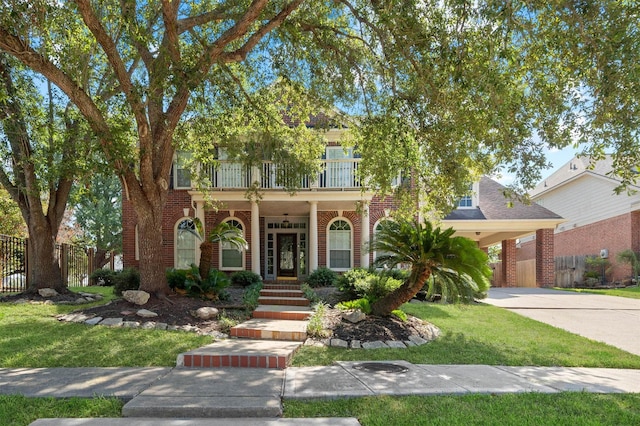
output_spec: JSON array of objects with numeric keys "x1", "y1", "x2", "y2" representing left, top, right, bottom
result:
[
  {"x1": 371, "y1": 267, "x2": 431, "y2": 316},
  {"x1": 199, "y1": 241, "x2": 213, "y2": 280},
  {"x1": 134, "y1": 199, "x2": 171, "y2": 297},
  {"x1": 26, "y1": 220, "x2": 64, "y2": 293}
]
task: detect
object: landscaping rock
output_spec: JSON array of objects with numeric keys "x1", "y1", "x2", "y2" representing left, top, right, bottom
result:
[
  {"x1": 137, "y1": 309, "x2": 159, "y2": 318},
  {"x1": 342, "y1": 309, "x2": 367, "y2": 324},
  {"x1": 38, "y1": 288, "x2": 59, "y2": 298},
  {"x1": 85, "y1": 317, "x2": 103, "y2": 325},
  {"x1": 362, "y1": 341, "x2": 388, "y2": 349},
  {"x1": 141, "y1": 322, "x2": 157, "y2": 330},
  {"x1": 330, "y1": 338, "x2": 349, "y2": 348},
  {"x1": 193, "y1": 306, "x2": 219, "y2": 320},
  {"x1": 155, "y1": 323, "x2": 168, "y2": 330},
  {"x1": 386, "y1": 341, "x2": 407, "y2": 349},
  {"x1": 123, "y1": 321, "x2": 141, "y2": 328},
  {"x1": 100, "y1": 317, "x2": 123, "y2": 327},
  {"x1": 122, "y1": 290, "x2": 150, "y2": 305},
  {"x1": 351, "y1": 340, "x2": 362, "y2": 349},
  {"x1": 408, "y1": 335, "x2": 428, "y2": 346}
]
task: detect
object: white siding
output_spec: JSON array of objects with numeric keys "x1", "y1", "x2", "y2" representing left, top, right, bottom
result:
[{"x1": 534, "y1": 175, "x2": 639, "y2": 232}]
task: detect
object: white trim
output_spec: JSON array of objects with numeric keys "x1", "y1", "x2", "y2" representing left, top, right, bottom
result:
[
  {"x1": 219, "y1": 217, "x2": 246, "y2": 271},
  {"x1": 326, "y1": 217, "x2": 353, "y2": 271},
  {"x1": 174, "y1": 217, "x2": 198, "y2": 269}
]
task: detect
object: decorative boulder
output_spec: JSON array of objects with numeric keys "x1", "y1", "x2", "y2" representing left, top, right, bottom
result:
[
  {"x1": 193, "y1": 307, "x2": 219, "y2": 320},
  {"x1": 122, "y1": 290, "x2": 150, "y2": 305},
  {"x1": 38, "y1": 288, "x2": 59, "y2": 298},
  {"x1": 342, "y1": 309, "x2": 367, "y2": 324},
  {"x1": 137, "y1": 309, "x2": 159, "y2": 318}
]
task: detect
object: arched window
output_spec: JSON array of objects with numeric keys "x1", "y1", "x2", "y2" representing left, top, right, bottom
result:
[
  {"x1": 175, "y1": 218, "x2": 197, "y2": 269},
  {"x1": 220, "y1": 218, "x2": 245, "y2": 270},
  {"x1": 328, "y1": 219, "x2": 352, "y2": 270},
  {"x1": 373, "y1": 220, "x2": 392, "y2": 266}
]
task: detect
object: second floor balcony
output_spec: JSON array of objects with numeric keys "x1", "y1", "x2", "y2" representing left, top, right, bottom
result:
[{"x1": 176, "y1": 158, "x2": 366, "y2": 191}]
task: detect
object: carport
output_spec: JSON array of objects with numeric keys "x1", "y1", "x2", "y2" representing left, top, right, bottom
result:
[{"x1": 442, "y1": 177, "x2": 564, "y2": 287}]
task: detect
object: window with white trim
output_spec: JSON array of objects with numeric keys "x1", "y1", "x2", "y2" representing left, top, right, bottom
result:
[
  {"x1": 328, "y1": 219, "x2": 352, "y2": 270},
  {"x1": 220, "y1": 219, "x2": 245, "y2": 270},
  {"x1": 174, "y1": 151, "x2": 192, "y2": 188},
  {"x1": 175, "y1": 218, "x2": 197, "y2": 269},
  {"x1": 457, "y1": 184, "x2": 474, "y2": 208}
]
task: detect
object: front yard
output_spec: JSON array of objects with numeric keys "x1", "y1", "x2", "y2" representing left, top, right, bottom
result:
[{"x1": 2, "y1": 285, "x2": 640, "y2": 425}]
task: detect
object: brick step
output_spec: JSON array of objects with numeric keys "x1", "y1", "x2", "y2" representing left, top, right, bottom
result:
[
  {"x1": 260, "y1": 289, "x2": 304, "y2": 298},
  {"x1": 230, "y1": 318, "x2": 308, "y2": 341},
  {"x1": 253, "y1": 305, "x2": 313, "y2": 320},
  {"x1": 258, "y1": 296, "x2": 310, "y2": 306},
  {"x1": 177, "y1": 339, "x2": 301, "y2": 369},
  {"x1": 262, "y1": 283, "x2": 302, "y2": 290}
]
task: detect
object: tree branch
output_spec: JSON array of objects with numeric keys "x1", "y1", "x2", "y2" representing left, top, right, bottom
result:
[
  {"x1": 74, "y1": 0, "x2": 150, "y2": 142},
  {"x1": 221, "y1": 0, "x2": 304, "y2": 63}
]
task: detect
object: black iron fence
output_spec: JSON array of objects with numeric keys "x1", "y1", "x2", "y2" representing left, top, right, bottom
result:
[{"x1": 1, "y1": 234, "x2": 115, "y2": 292}]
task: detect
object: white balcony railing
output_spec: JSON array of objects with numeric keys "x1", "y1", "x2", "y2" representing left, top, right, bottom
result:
[{"x1": 202, "y1": 159, "x2": 362, "y2": 190}]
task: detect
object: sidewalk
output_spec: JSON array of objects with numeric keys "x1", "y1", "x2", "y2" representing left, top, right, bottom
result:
[{"x1": 4, "y1": 361, "x2": 640, "y2": 425}]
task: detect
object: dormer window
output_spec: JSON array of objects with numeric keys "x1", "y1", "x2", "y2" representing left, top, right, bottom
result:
[{"x1": 457, "y1": 183, "x2": 477, "y2": 208}]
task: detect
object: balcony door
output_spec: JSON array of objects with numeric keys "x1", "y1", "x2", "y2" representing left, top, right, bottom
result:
[
  {"x1": 277, "y1": 233, "x2": 297, "y2": 278},
  {"x1": 325, "y1": 147, "x2": 354, "y2": 188}
]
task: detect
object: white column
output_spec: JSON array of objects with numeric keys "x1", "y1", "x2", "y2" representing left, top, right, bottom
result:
[
  {"x1": 309, "y1": 201, "x2": 318, "y2": 272},
  {"x1": 360, "y1": 202, "x2": 370, "y2": 268},
  {"x1": 251, "y1": 201, "x2": 261, "y2": 276},
  {"x1": 195, "y1": 201, "x2": 205, "y2": 262}
]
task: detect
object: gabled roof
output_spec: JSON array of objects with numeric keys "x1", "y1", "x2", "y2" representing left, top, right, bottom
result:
[
  {"x1": 529, "y1": 155, "x2": 638, "y2": 198},
  {"x1": 443, "y1": 176, "x2": 563, "y2": 247},
  {"x1": 445, "y1": 176, "x2": 562, "y2": 221}
]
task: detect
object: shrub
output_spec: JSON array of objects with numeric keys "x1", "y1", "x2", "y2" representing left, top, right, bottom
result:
[
  {"x1": 165, "y1": 265, "x2": 230, "y2": 300},
  {"x1": 307, "y1": 267, "x2": 338, "y2": 288},
  {"x1": 365, "y1": 275, "x2": 403, "y2": 301},
  {"x1": 166, "y1": 268, "x2": 189, "y2": 290},
  {"x1": 391, "y1": 309, "x2": 407, "y2": 322},
  {"x1": 336, "y1": 268, "x2": 372, "y2": 296},
  {"x1": 301, "y1": 283, "x2": 320, "y2": 304},
  {"x1": 230, "y1": 270, "x2": 262, "y2": 287},
  {"x1": 243, "y1": 282, "x2": 263, "y2": 310},
  {"x1": 307, "y1": 302, "x2": 330, "y2": 338},
  {"x1": 336, "y1": 298, "x2": 372, "y2": 314},
  {"x1": 113, "y1": 268, "x2": 140, "y2": 296},
  {"x1": 337, "y1": 268, "x2": 403, "y2": 302},
  {"x1": 89, "y1": 269, "x2": 117, "y2": 286}
]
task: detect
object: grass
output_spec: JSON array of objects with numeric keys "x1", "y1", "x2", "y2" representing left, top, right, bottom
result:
[
  {"x1": 284, "y1": 393, "x2": 640, "y2": 425},
  {"x1": 0, "y1": 286, "x2": 211, "y2": 367},
  {"x1": 291, "y1": 302, "x2": 640, "y2": 369},
  {"x1": 4, "y1": 286, "x2": 640, "y2": 425},
  {"x1": 558, "y1": 285, "x2": 640, "y2": 300},
  {"x1": 0, "y1": 395, "x2": 123, "y2": 426}
]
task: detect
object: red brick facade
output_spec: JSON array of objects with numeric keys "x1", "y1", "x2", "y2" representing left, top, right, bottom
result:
[
  {"x1": 535, "y1": 228, "x2": 554, "y2": 287},
  {"x1": 501, "y1": 239, "x2": 517, "y2": 287},
  {"x1": 518, "y1": 212, "x2": 640, "y2": 282}
]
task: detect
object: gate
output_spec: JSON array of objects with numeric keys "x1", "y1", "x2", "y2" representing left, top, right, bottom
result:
[{"x1": 1, "y1": 234, "x2": 114, "y2": 292}]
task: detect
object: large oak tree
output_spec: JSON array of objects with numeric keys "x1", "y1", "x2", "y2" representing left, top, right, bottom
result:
[{"x1": 0, "y1": 1, "x2": 637, "y2": 296}]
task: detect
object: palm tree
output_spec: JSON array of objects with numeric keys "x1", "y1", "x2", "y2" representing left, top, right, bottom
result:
[
  {"x1": 369, "y1": 218, "x2": 491, "y2": 316},
  {"x1": 182, "y1": 219, "x2": 248, "y2": 279}
]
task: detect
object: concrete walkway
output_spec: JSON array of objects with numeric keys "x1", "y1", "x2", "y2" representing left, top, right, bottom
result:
[
  {"x1": 484, "y1": 287, "x2": 640, "y2": 356},
  {"x1": 5, "y1": 361, "x2": 640, "y2": 425}
]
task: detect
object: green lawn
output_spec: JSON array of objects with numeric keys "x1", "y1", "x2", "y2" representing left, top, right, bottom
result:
[
  {"x1": 0, "y1": 287, "x2": 211, "y2": 367},
  {"x1": 284, "y1": 393, "x2": 640, "y2": 425},
  {"x1": 0, "y1": 395, "x2": 123, "y2": 426},
  {"x1": 292, "y1": 302, "x2": 640, "y2": 369},
  {"x1": 558, "y1": 285, "x2": 640, "y2": 300},
  {"x1": 3, "y1": 286, "x2": 640, "y2": 426}
]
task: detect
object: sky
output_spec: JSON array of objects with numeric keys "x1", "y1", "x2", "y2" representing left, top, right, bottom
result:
[{"x1": 495, "y1": 145, "x2": 578, "y2": 189}]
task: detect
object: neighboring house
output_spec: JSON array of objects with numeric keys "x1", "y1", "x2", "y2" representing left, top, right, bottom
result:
[
  {"x1": 121, "y1": 128, "x2": 564, "y2": 287},
  {"x1": 520, "y1": 155, "x2": 640, "y2": 283}
]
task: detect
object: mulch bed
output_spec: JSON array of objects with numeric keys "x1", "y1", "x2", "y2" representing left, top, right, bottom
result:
[{"x1": 2, "y1": 285, "x2": 439, "y2": 343}]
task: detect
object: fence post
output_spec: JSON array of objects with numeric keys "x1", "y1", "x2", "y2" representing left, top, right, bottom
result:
[
  {"x1": 87, "y1": 247, "x2": 95, "y2": 282},
  {"x1": 60, "y1": 243, "x2": 68, "y2": 286}
]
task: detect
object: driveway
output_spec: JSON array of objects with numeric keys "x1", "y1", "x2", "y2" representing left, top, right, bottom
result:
[{"x1": 484, "y1": 288, "x2": 640, "y2": 356}]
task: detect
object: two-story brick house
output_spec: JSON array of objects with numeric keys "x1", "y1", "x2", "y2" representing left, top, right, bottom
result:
[{"x1": 121, "y1": 127, "x2": 564, "y2": 287}]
